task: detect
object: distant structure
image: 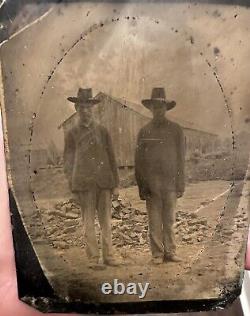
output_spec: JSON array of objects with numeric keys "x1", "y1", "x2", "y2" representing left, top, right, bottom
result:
[{"x1": 59, "y1": 92, "x2": 219, "y2": 182}]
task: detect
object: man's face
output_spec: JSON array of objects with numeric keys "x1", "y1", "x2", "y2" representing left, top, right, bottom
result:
[
  {"x1": 150, "y1": 103, "x2": 167, "y2": 120},
  {"x1": 76, "y1": 102, "x2": 93, "y2": 124}
]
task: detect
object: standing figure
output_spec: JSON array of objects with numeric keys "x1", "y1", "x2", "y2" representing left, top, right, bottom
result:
[
  {"x1": 135, "y1": 87, "x2": 185, "y2": 264},
  {"x1": 64, "y1": 88, "x2": 119, "y2": 268}
]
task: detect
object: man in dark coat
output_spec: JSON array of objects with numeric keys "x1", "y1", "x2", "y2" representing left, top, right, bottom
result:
[
  {"x1": 135, "y1": 87, "x2": 185, "y2": 264},
  {"x1": 64, "y1": 88, "x2": 119, "y2": 268}
]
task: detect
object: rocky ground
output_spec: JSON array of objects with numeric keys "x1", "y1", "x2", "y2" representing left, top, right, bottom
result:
[
  {"x1": 30, "y1": 197, "x2": 211, "y2": 251},
  {"x1": 24, "y1": 180, "x2": 249, "y2": 303}
]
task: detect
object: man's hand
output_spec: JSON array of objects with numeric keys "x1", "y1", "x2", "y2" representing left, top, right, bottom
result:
[
  {"x1": 176, "y1": 191, "x2": 184, "y2": 199},
  {"x1": 112, "y1": 187, "x2": 119, "y2": 200}
]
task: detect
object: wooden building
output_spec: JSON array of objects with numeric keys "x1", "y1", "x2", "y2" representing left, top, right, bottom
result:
[{"x1": 59, "y1": 92, "x2": 219, "y2": 181}]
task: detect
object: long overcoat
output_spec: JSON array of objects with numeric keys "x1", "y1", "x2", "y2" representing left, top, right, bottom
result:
[
  {"x1": 135, "y1": 118, "x2": 185, "y2": 200},
  {"x1": 63, "y1": 120, "x2": 119, "y2": 192}
]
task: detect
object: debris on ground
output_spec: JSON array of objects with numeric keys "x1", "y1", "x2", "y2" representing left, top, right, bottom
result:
[{"x1": 28, "y1": 197, "x2": 217, "y2": 250}]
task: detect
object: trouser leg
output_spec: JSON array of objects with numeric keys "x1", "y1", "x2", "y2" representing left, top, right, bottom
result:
[
  {"x1": 162, "y1": 191, "x2": 177, "y2": 257},
  {"x1": 78, "y1": 190, "x2": 99, "y2": 260},
  {"x1": 146, "y1": 192, "x2": 164, "y2": 258},
  {"x1": 96, "y1": 188, "x2": 113, "y2": 261}
]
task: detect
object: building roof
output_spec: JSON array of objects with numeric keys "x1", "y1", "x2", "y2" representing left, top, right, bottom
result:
[
  {"x1": 100, "y1": 93, "x2": 151, "y2": 119},
  {"x1": 59, "y1": 91, "x2": 217, "y2": 136},
  {"x1": 58, "y1": 92, "x2": 149, "y2": 129}
]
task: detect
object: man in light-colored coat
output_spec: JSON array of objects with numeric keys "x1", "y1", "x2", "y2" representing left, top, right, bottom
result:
[
  {"x1": 64, "y1": 88, "x2": 119, "y2": 269},
  {"x1": 135, "y1": 87, "x2": 185, "y2": 264}
]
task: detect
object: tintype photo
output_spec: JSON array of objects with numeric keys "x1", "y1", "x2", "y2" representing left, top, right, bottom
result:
[{"x1": 0, "y1": 0, "x2": 249, "y2": 313}]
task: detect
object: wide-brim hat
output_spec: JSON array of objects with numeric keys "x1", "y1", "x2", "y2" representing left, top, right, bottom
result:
[
  {"x1": 142, "y1": 87, "x2": 176, "y2": 110},
  {"x1": 67, "y1": 88, "x2": 100, "y2": 106}
]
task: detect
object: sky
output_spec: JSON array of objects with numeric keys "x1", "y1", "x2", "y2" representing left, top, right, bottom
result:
[{"x1": 2, "y1": 2, "x2": 250, "y2": 150}]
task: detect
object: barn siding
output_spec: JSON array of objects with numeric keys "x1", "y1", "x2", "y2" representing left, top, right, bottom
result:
[
  {"x1": 93, "y1": 94, "x2": 149, "y2": 166},
  {"x1": 60, "y1": 93, "x2": 218, "y2": 168}
]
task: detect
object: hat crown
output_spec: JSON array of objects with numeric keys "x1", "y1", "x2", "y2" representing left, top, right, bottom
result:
[
  {"x1": 151, "y1": 87, "x2": 166, "y2": 100},
  {"x1": 141, "y1": 87, "x2": 176, "y2": 111},
  {"x1": 77, "y1": 88, "x2": 93, "y2": 101}
]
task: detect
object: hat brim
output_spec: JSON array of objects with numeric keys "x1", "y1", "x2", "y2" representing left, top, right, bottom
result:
[
  {"x1": 142, "y1": 99, "x2": 176, "y2": 110},
  {"x1": 67, "y1": 97, "x2": 100, "y2": 105}
]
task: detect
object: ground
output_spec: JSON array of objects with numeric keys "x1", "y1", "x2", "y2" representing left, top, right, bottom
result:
[{"x1": 23, "y1": 168, "x2": 249, "y2": 303}]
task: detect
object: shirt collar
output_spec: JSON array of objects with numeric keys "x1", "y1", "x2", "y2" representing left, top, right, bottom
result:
[{"x1": 78, "y1": 118, "x2": 95, "y2": 129}]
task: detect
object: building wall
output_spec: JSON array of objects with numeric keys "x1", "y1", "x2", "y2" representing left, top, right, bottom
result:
[
  {"x1": 62, "y1": 94, "x2": 149, "y2": 167},
  {"x1": 184, "y1": 129, "x2": 218, "y2": 158},
  {"x1": 61, "y1": 95, "x2": 218, "y2": 169}
]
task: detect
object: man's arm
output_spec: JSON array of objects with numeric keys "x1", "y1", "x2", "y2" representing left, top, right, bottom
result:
[
  {"x1": 105, "y1": 129, "x2": 119, "y2": 188},
  {"x1": 135, "y1": 129, "x2": 150, "y2": 200},
  {"x1": 176, "y1": 126, "x2": 185, "y2": 196},
  {"x1": 63, "y1": 129, "x2": 75, "y2": 188}
]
